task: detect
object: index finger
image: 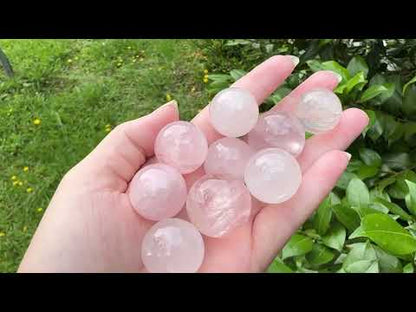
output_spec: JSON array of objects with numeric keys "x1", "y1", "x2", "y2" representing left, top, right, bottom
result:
[{"x1": 191, "y1": 55, "x2": 298, "y2": 143}]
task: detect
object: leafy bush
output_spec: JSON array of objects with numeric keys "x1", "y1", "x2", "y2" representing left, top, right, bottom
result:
[{"x1": 200, "y1": 39, "x2": 416, "y2": 273}]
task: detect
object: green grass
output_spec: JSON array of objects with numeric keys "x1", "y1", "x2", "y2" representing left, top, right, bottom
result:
[{"x1": 0, "y1": 39, "x2": 211, "y2": 272}]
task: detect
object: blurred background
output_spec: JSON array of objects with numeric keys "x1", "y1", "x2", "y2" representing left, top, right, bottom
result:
[{"x1": 1, "y1": 39, "x2": 416, "y2": 273}]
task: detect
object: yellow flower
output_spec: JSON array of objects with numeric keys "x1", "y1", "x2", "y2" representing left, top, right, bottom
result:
[
  {"x1": 0, "y1": 232, "x2": 5, "y2": 237},
  {"x1": 166, "y1": 94, "x2": 172, "y2": 102},
  {"x1": 37, "y1": 208, "x2": 43, "y2": 213},
  {"x1": 23, "y1": 166, "x2": 29, "y2": 172},
  {"x1": 33, "y1": 118, "x2": 41, "y2": 125},
  {"x1": 11, "y1": 175, "x2": 17, "y2": 181},
  {"x1": 67, "y1": 59, "x2": 72, "y2": 63},
  {"x1": 26, "y1": 187, "x2": 33, "y2": 193},
  {"x1": 203, "y1": 77, "x2": 209, "y2": 83},
  {"x1": 204, "y1": 74, "x2": 209, "y2": 79},
  {"x1": 23, "y1": 226, "x2": 27, "y2": 232},
  {"x1": 13, "y1": 181, "x2": 18, "y2": 186},
  {"x1": 127, "y1": 46, "x2": 132, "y2": 50},
  {"x1": 105, "y1": 124, "x2": 112, "y2": 133},
  {"x1": 191, "y1": 86, "x2": 196, "y2": 93},
  {"x1": 204, "y1": 69, "x2": 208, "y2": 74},
  {"x1": 18, "y1": 181, "x2": 23, "y2": 186},
  {"x1": 74, "y1": 56, "x2": 79, "y2": 61}
]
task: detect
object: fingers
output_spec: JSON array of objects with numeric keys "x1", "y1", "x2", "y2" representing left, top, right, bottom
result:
[
  {"x1": 192, "y1": 55, "x2": 298, "y2": 143},
  {"x1": 72, "y1": 101, "x2": 179, "y2": 191},
  {"x1": 297, "y1": 108, "x2": 369, "y2": 172},
  {"x1": 250, "y1": 150, "x2": 351, "y2": 272}
]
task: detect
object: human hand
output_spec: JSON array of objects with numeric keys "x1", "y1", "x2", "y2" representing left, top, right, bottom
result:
[{"x1": 18, "y1": 55, "x2": 369, "y2": 273}]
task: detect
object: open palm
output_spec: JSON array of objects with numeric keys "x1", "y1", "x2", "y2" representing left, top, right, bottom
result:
[{"x1": 18, "y1": 55, "x2": 368, "y2": 273}]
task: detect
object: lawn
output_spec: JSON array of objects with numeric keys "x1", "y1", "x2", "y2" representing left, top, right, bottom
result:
[{"x1": 0, "y1": 39, "x2": 211, "y2": 272}]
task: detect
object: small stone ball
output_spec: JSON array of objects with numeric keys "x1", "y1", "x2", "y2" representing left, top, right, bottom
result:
[
  {"x1": 244, "y1": 148, "x2": 302, "y2": 204},
  {"x1": 186, "y1": 174, "x2": 252, "y2": 238},
  {"x1": 294, "y1": 88, "x2": 342, "y2": 134},
  {"x1": 154, "y1": 121, "x2": 208, "y2": 174},
  {"x1": 247, "y1": 111, "x2": 305, "y2": 157},
  {"x1": 129, "y1": 163, "x2": 187, "y2": 221},
  {"x1": 203, "y1": 137, "x2": 254, "y2": 180},
  {"x1": 209, "y1": 87, "x2": 259, "y2": 137},
  {"x1": 141, "y1": 218, "x2": 205, "y2": 273}
]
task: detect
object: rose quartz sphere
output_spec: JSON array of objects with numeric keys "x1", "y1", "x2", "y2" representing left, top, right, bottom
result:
[
  {"x1": 247, "y1": 111, "x2": 305, "y2": 157},
  {"x1": 154, "y1": 121, "x2": 208, "y2": 174},
  {"x1": 244, "y1": 148, "x2": 302, "y2": 204},
  {"x1": 203, "y1": 137, "x2": 254, "y2": 180},
  {"x1": 294, "y1": 88, "x2": 343, "y2": 134},
  {"x1": 186, "y1": 174, "x2": 252, "y2": 237},
  {"x1": 141, "y1": 218, "x2": 205, "y2": 273},
  {"x1": 209, "y1": 87, "x2": 259, "y2": 137},
  {"x1": 128, "y1": 163, "x2": 187, "y2": 221}
]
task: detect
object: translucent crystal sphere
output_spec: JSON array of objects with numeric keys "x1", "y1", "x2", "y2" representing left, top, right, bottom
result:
[
  {"x1": 247, "y1": 111, "x2": 305, "y2": 157},
  {"x1": 154, "y1": 121, "x2": 208, "y2": 174},
  {"x1": 203, "y1": 137, "x2": 253, "y2": 180},
  {"x1": 209, "y1": 87, "x2": 259, "y2": 137},
  {"x1": 141, "y1": 218, "x2": 205, "y2": 273},
  {"x1": 186, "y1": 174, "x2": 252, "y2": 238},
  {"x1": 244, "y1": 148, "x2": 302, "y2": 204},
  {"x1": 294, "y1": 88, "x2": 342, "y2": 134},
  {"x1": 128, "y1": 163, "x2": 187, "y2": 221}
]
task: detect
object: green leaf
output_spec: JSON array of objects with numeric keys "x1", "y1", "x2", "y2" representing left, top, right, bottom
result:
[
  {"x1": 332, "y1": 204, "x2": 361, "y2": 232},
  {"x1": 347, "y1": 56, "x2": 369, "y2": 78},
  {"x1": 267, "y1": 257, "x2": 293, "y2": 273},
  {"x1": 403, "y1": 263, "x2": 414, "y2": 273},
  {"x1": 336, "y1": 72, "x2": 366, "y2": 94},
  {"x1": 207, "y1": 74, "x2": 231, "y2": 82},
  {"x1": 281, "y1": 234, "x2": 314, "y2": 260},
  {"x1": 322, "y1": 222, "x2": 346, "y2": 252},
  {"x1": 306, "y1": 60, "x2": 349, "y2": 82},
  {"x1": 336, "y1": 171, "x2": 358, "y2": 190},
  {"x1": 346, "y1": 178, "x2": 370, "y2": 208},
  {"x1": 360, "y1": 213, "x2": 416, "y2": 255},
  {"x1": 383, "y1": 152, "x2": 412, "y2": 171},
  {"x1": 366, "y1": 111, "x2": 384, "y2": 141},
  {"x1": 403, "y1": 84, "x2": 416, "y2": 117},
  {"x1": 362, "y1": 110, "x2": 376, "y2": 137},
  {"x1": 402, "y1": 75, "x2": 416, "y2": 94},
  {"x1": 313, "y1": 193, "x2": 338, "y2": 235},
  {"x1": 405, "y1": 180, "x2": 416, "y2": 216},
  {"x1": 229, "y1": 69, "x2": 246, "y2": 81},
  {"x1": 306, "y1": 243, "x2": 335, "y2": 266},
  {"x1": 373, "y1": 245, "x2": 402, "y2": 273},
  {"x1": 343, "y1": 242, "x2": 379, "y2": 273},
  {"x1": 374, "y1": 197, "x2": 413, "y2": 221},
  {"x1": 360, "y1": 85, "x2": 389, "y2": 102}
]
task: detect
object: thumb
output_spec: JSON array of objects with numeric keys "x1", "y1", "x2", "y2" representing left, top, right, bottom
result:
[{"x1": 70, "y1": 100, "x2": 179, "y2": 191}]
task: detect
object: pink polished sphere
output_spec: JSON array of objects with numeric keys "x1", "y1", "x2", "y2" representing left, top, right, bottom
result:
[
  {"x1": 247, "y1": 111, "x2": 305, "y2": 157},
  {"x1": 294, "y1": 88, "x2": 343, "y2": 134},
  {"x1": 244, "y1": 148, "x2": 302, "y2": 204},
  {"x1": 141, "y1": 218, "x2": 205, "y2": 273},
  {"x1": 209, "y1": 87, "x2": 259, "y2": 137},
  {"x1": 186, "y1": 174, "x2": 252, "y2": 238},
  {"x1": 129, "y1": 163, "x2": 187, "y2": 221},
  {"x1": 203, "y1": 137, "x2": 254, "y2": 180},
  {"x1": 154, "y1": 121, "x2": 208, "y2": 174}
]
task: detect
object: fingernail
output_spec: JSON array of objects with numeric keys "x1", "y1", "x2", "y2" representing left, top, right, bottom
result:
[
  {"x1": 330, "y1": 71, "x2": 343, "y2": 83},
  {"x1": 344, "y1": 152, "x2": 352, "y2": 161},
  {"x1": 155, "y1": 100, "x2": 178, "y2": 113},
  {"x1": 288, "y1": 55, "x2": 300, "y2": 66}
]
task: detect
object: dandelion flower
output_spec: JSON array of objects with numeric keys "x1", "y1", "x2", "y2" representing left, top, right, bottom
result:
[
  {"x1": 23, "y1": 166, "x2": 29, "y2": 172},
  {"x1": 13, "y1": 181, "x2": 18, "y2": 186},
  {"x1": 26, "y1": 187, "x2": 33, "y2": 193},
  {"x1": 11, "y1": 176, "x2": 17, "y2": 181},
  {"x1": 37, "y1": 208, "x2": 43, "y2": 213},
  {"x1": 204, "y1": 69, "x2": 208, "y2": 74},
  {"x1": 33, "y1": 118, "x2": 41, "y2": 125},
  {"x1": 166, "y1": 94, "x2": 172, "y2": 102},
  {"x1": 67, "y1": 59, "x2": 73, "y2": 63},
  {"x1": 0, "y1": 232, "x2": 5, "y2": 237},
  {"x1": 18, "y1": 181, "x2": 23, "y2": 186},
  {"x1": 203, "y1": 77, "x2": 209, "y2": 83}
]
